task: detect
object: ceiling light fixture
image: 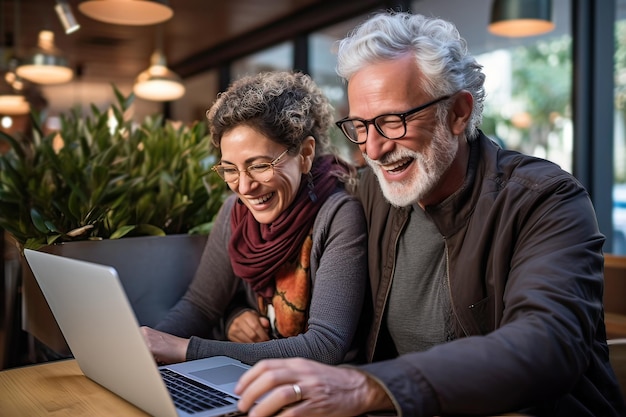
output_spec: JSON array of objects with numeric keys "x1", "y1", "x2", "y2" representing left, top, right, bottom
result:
[
  {"x1": 16, "y1": 30, "x2": 74, "y2": 84},
  {"x1": 0, "y1": 66, "x2": 30, "y2": 115},
  {"x1": 55, "y1": 0, "x2": 81, "y2": 34},
  {"x1": 133, "y1": 50, "x2": 185, "y2": 101},
  {"x1": 0, "y1": 0, "x2": 29, "y2": 115},
  {"x1": 78, "y1": 0, "x2": 173, "y2": 26},
  {"x1": 0, "y1": 93, "x2": 30, "y2": 115},
  {"x1": 488, "y1": 0, "x2": 554, "y2": 37}
]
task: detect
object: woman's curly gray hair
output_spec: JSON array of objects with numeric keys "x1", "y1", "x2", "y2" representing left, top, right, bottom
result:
[
  {"x1": 336, "y1": 11, "x2": 486, "y2": 141},
  {"x1": 207, "y1": 71, "x2": 335, "y2": 156}
]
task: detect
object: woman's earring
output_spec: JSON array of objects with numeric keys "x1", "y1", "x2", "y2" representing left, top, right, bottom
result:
[{"x1": 307, "y1": 172, "x2": 317, "y2": 202}]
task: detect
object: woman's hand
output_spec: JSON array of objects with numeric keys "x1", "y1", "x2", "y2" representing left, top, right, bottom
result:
[
  {"x1": 234, "y1": 357, "x2": 395, "y2": 417},
  {"x1": 227, "y1": 310, "x2": 271, "y2": 343},
  {"x1": 140, "y1": 326, "x2": 189, "y2": 365}
]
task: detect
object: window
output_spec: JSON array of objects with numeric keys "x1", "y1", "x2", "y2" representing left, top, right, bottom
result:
[
  {"x1": 410, "y1": 0, "x2": 573, "y2": 172},
  {"x1": 231, "y1": 41, "x2": 293, "y2": 81},
  {"x1": 613, "y1": 0, "x2": 626, "y2": 254}
]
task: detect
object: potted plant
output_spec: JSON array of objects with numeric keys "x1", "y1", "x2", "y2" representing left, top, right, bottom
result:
[
  {"x1": 0, "y1": 88, "x2": 228, "y2": 360},
  {"x1": 0, "y1": 89, "x2": 226, "y2": 248}
]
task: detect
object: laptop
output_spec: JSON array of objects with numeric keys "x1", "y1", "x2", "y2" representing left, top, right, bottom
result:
[{"x1": 24, "y1": 248, "x2": 251, "y2": 417}]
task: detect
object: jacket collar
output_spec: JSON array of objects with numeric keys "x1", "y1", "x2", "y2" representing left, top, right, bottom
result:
[{"x1": 425, "y1": 131, "x2": 488, "y2": 237}]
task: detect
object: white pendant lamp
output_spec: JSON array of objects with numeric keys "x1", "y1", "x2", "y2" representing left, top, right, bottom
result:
[
  {"x1": 0, "y1": 71, "x2": 30, "y2": 115},
  {"x1": 0, "y1": 60, "x2": 30, "y2": 115},
  {"x1": 0, "y1": 0, "x2": 30, "y2": 113},
  {"x1": 133, "y1": 50, "x2": 185, "y2": 101},
  {"x1": 78, "y1": 0, "x2": 173, "y2": 26},
  {"x1": 0, "y1": 93, "x2": 30, "y2": 115},
  {"x1": 488, "y1": 0, "x2": 554, "y2": 38},
  {"x1": 16, "y1": 30, "x2": 74, "y2": 84}
]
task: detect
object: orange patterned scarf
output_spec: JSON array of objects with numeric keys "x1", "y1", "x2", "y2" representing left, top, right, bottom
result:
[{"x1": 257, "y1": 232, "x2": 312, "y2": 337}]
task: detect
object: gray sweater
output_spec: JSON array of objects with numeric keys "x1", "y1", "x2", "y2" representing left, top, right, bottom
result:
[{"x1": 156, "y1": 191, "x2": 367, "y2": 366}]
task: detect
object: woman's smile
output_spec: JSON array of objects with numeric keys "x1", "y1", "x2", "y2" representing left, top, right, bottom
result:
[{"x1": 247, "y1": 191, "x2": 276, "y2": 207}]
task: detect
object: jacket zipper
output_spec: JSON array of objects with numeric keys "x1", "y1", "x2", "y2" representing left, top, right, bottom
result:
[
  {"x1": 444, "y1": 239, "x2": 469, "y2": 337},
  {"x1": 370, "y1": 211, "x2": 406, "y2": 361}
]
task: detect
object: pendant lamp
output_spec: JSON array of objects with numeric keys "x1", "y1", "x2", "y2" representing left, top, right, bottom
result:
[
  {"x1": 0, "y1": 92, "x2": 30, "y2": 115},
  {"x1": 0, "y1": 75, "x2": 30, "y2": 115},
  {"x1": 16, "y1": 30, "x2": 74, "y2": 84},
  {"x1": 133, "y1": 50, "x2": 185, "y2": 101},
  {"x1": 0, "y1": 0, "x2": 28, "y2": 114},
  {"x1": 78, "y1": 0, "x2": 173, "y2": 26},
  {"x1": 0, "y1": 58, "x2": 30, "y2": 115},
  {"x1": 0, "y1": 73, "x2": 29, "y2": 116},
  {"x1": 55, "y1": 0, "x2": 80, "y2": 34},
  {"x1": 488, "y1": 0, "x2": 554, "y2": 37}
]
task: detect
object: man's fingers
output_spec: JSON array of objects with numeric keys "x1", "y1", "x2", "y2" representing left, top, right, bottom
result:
[
  {"x1": 240, "y1": 383, "x2": 300, "y2": 417},
  {"x1": 235, "y1": 359, "x2": 273, "y2": 396},
  {"x1": 236, "y1": 360, "x2": 295, "y2": 406}
]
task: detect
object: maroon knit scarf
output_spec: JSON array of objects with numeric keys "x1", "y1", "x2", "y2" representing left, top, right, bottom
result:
[{"x1": 228, "y1": 155, "x2": 347, "y2": 299}]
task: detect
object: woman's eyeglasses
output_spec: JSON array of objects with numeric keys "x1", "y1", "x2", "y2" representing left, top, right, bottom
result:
[{"x1": 212, "y1": 148, "x2": 290, "y2": 184}]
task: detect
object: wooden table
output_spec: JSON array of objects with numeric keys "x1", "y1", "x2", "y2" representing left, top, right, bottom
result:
[
  {"x1": 0, "y1": 359, "x2": 532, "y2": 417},
  {"x1": 0, "y1": 359, "x2": 149, "y2": 416}
]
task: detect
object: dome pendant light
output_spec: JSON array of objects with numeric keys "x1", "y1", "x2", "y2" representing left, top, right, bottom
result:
[
  {"x1": 133, "y1": 50, "x2": 185, "y2": 101},
  {"x1": 16, "y1": 30, "x2": 74, "y2": 84},
  {"x1": 488, "y1": 0, "x2": 554, "y2": 37},
  {"x1": 0, "y1": 93, "x2": 30, "y2": 115},
  {"x1": 1, "y1": 60, "x2": 30, "y2": 115},
  {"x1": 78, "y1": 0, "x2": 173, "y2": 26},
  {"x1": 0, "y1": 73, "x2": 30, "y2": 116},
  {"x1": 1, "y1": 0, "x2": 30, "y2": 114}
]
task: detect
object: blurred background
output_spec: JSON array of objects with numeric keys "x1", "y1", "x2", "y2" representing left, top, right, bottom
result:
[{"x1": 0, "y1": 0, "x2": 624, "y2": 253}]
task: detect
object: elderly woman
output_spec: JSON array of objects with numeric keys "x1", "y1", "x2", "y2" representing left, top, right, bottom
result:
[{"x1": 141, "y1": 71, "x2": 367, "y2": 367}]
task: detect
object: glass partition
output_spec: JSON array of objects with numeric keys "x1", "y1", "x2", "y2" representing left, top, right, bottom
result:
[
  {"x1": 411, "y1": 0, "x2": 574, "y2": 172},
  {"x1": 309, "y1": 17, "x2": 365, "y2": 165},
  {"x1": 231, "y1": 41, "x2": 293, "y2": 81},
  {"x1": 614, "y1": 0, "x2": 626, "y2": 254}
]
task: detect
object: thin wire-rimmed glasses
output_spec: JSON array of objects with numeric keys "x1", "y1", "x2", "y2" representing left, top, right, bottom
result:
[
  {"x1": 335, "y1": 95, "x2": 452, "y2": 144},
  {"x1": 211, "y1": 148, "x2": 290, "y2": 184}
]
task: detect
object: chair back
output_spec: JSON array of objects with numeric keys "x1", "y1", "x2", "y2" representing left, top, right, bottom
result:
[
  {"x1": 603, "y1": 255, "x2": 626, "y2": 338},
  {"x1": 608, "y1": 338, "x2": 626, "y2": 399},
  {"x1": 21, "y1": 234, "x2": 207, "y2": 358}
]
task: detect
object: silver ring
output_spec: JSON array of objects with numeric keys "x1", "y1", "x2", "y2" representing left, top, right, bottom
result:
[{"x1": 292, "y1": 383, "x2": 302, "y2": 402}]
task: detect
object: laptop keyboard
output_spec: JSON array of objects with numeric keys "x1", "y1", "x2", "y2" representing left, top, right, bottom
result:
[{"x1": 160, "y1": 368, "x2": 238, "y2": 414}]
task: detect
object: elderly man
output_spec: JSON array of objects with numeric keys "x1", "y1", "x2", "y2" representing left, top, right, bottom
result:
[{"x1": 233, "y1": 11, "x2": 625, "y2": 417}]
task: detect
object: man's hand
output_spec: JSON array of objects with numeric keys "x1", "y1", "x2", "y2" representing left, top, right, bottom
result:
[
  {"x1": 234, "y1": 357, "x2": 395, "y2": 417},
  {"x1": 140, "y1": 326, "x2": 189, "y2": 365},
  {"x1": 227, "y1": 310, "x2": 271, "y2": 343}
]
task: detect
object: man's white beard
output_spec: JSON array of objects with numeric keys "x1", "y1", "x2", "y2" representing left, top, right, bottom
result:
[{"x1": 364, "y1": 124, "x2": 458, "y2": 208}]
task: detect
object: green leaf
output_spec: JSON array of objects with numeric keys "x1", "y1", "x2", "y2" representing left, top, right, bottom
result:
[
  {"x1": 30, "y1": 209, "x2": 50, "y2": 233},
  {"x1": 109, "y1": 225, "x2": 137, "y2": 239},
  {"x1": 0, "y1": 130, "x2": 26, "y2": 159}
]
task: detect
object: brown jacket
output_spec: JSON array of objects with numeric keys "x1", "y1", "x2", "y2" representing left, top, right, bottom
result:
[{"x1": 356, "y1": 132, "x2": 625, "y2": 416}]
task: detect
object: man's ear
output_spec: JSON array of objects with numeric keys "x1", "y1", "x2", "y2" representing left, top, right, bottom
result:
[
  {"x1": 300, "y1": 136, "x2": 316, "y2": 174},
  {"x1": 449, "y1": 91, "x2": 473, "y2": 136}
]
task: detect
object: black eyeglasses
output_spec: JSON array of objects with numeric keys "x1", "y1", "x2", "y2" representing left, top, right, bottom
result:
[
  {"x1": 212, "y1": 149, "x2": 289, "y2": 184},
  {"x1": 335, "y1": 95, "x2": 452, "y2": 144}
]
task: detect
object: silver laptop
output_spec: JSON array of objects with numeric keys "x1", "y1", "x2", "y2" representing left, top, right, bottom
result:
[{"x1": 24, "y1": 249, "x2": 250, "y2": 417}]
